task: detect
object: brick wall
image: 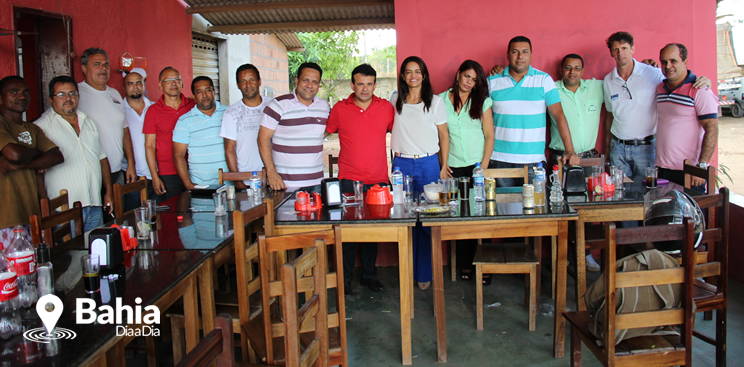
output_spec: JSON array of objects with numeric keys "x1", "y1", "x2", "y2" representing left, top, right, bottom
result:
[{"x1": 249, "y1": 34, "x2": 289, "y2": 96}]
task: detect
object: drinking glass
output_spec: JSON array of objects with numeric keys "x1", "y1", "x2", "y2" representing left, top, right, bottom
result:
[
  {"x1": 81, "y1": 254, "x2": 100, "y2": 294},
  {"x1": 448, "y1": 178, "x2": 458, "y2": 203},
  {"x1": 437, "y1": 179, "x2": 448, "y2": 205},
  {"x1": 134, "y1": 207, "x2": 151, "y2": 240},
  {"x1": 354, "y1": 181, "x2": 364, "y2": 203},
  {"x1": 458, "y1": 177, "x2": 470, "y2": 200},
  {"x1": 645, "y1": 167, "x2": 658, "y2": 188},
  {"x1": 213, "y1": 192, "x2": 227, "y2": 216},
  {"x1": 142, "y1": 200, "x2": 156, "y2": 223},
  {"x1": 404, "y1": 176, "x2": 414, "y2": 205}
]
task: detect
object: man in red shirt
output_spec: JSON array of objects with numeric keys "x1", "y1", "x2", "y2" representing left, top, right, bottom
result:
[
  {"x1": 326, "y1": 64, "x2": 394, "y2": 295},
  {"x1": 143, "y1": 67, "x2": 195, "y2": 203}
]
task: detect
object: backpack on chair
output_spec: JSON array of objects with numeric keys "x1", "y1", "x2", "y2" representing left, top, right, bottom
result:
[{"x1": 584, "y1": 249, "x2": 685, "y2": 345}]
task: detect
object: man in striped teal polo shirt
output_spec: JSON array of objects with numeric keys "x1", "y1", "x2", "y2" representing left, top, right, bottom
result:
[
  {"x1": 488, "y1": 36, "x2": 580, "y2": 186},
  {"x1": 173, "y1": 76, "x2": 229, "y2": 188}
]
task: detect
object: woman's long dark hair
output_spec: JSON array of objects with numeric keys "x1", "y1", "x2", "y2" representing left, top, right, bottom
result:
[
  {"x1": 450, "y1": 60, "x2": 489, "y2": 120},
  {"x1": 395, "y1": 56, "x2": 433, "y2": 114}
]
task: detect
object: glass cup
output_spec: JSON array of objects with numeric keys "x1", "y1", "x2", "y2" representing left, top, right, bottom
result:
[
  {"x1": 404, "y1": 176, "x2": 414, "y2": 205},
  {"x1": 142, "y1": 200, "x2": 156, "y2": 223},
  {"x1": 81, "y1": 254, "x2": 100, "y2": 294},
  {"x1": 354, "y1": 180, "x2": 364, "y2": 203},
  {"x1": 458, "y1": 177, "x2": 470, "y2": 200},
  {"x1": 213, "y1": 192, "x2": 227, "y2": 216},
  {"x1": 645, "y1": 167, "x2": 658, "y2": 188},
  {"x1": 134, "y1": 207, "x2": 151, "y2": 240},
  {"x1": 612, "y1": 169, "x2": 625, "y2": 190},
  {"x1": 437, "y1": 179, "x2": 448, "y2": 205}
]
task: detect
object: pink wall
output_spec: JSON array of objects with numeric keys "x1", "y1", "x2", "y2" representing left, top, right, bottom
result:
[
  {"x1": 394, "y1": 0, "x2": 718, "y2": 159},
  {"x1": 0, "y1": 0, "x2": 193, "y2": 101}
]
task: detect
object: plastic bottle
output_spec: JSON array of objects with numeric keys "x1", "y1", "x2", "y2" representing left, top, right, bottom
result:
[
  {"x1": 533, "y1": 163, "x2": 546, "y2": 207},
  {"x1": 0, "y1": 242, "x2": 21, "y2": 340},
  {"x1": 4, "y1": 227, "x2": 37, "y2": 308},
  {"x1": 473, "y1": 163, "x2": 485, "y2": 202},
  {"x1": 249, "y1": 171, "x2": 262, "y2": 202},
  {"x1": 392, "y1": 167, "x2": 404, "y2": 204},
  {"x1": 35, "y1": 243, "x2": 54, "y2": 297}
]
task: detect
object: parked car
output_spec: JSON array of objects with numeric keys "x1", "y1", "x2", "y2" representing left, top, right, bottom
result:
[{"x1": 719, "y1": 77, "x2": 744, "y2": 118}]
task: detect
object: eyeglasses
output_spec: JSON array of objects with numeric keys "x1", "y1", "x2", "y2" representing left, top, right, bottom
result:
[
  {"x1": 562, "y1": 66, "x2": 583, "y2": 72},
  {"x1": 160, "y1": 78, "x2": 182, "y2": 84},
  {"x1": 53, "y1": 91, "x2": 79, "y2": 99},
  {"x1": 622, "y1": 82, "x2": 632, "y2": 99}
]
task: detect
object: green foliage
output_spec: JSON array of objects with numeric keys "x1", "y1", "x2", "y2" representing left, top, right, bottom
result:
[
  {"x1": 716, "y1": 164, "x2": 734, "y2": 187},
  {"x1": 288, "y1": 32, "x2": 360, "y2": 101},
  {"x1": 352, "y1": 45, "x2": 397, "y2": 76}
]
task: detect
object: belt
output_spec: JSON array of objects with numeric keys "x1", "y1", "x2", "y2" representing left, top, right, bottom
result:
[
  {"x1": 553, "y1": 148, "x2": 598, "y2": 158},
  {"x1": 394, "y1": 152, "x2": 433, "y2": 159},
  {"x1": 613, "y1": 135, "x2": 654, "y2": 146}
]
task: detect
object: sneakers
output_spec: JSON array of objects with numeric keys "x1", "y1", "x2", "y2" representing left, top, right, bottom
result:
[
  {"x1": 586, "y1": 255, "x2": 600, "y2": 272},
  {"x1": 361, "y1": 278, "x2": 384, "y2": 292}
]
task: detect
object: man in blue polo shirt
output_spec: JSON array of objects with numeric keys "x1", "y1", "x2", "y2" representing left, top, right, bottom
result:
[
  {"x1": 173, "y1": 76, "x2": 229, "y2": 188},
  {"x1": 488, "y1": 36, "x2": 580, "y2": 186}
]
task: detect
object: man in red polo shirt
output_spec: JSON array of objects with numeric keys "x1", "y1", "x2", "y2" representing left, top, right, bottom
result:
[
  {"x1": 143, "y1": 67, "x2": 195, "y2": 203},
  {"x1": 326, "y1": 64, "x2": 394, "y2": 296}
]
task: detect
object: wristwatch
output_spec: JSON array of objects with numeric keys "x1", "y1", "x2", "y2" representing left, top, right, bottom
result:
[{"x1": 698, "y1": 162, "x2": 710, "y2": 170}]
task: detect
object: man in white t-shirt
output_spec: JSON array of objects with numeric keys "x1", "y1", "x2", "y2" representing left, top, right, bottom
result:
[
  {"x1": 220, "y1": 64, "x2": 270, "y2": 189},
  {"x1": 77, "y1": 48, "x2": 136, "y2": 190},
  {"x1": 122, "y1": 69, "x2": 153, "y2": 209}
]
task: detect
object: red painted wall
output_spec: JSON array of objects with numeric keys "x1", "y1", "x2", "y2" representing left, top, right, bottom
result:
[
  {"x1": 394, "y1": 0, "x2": 718, "y2": 159},
  {"x1": 0, "y1": 0, "x2": 193, "y2": 103}
]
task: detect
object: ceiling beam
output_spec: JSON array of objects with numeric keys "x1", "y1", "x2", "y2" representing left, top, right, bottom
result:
[
  {"x1": 207, "y1": 18, "x2": 395, "y2": 34},
  {"x1": 186, "y1": 0, "x2": 394, "y2": 15}
]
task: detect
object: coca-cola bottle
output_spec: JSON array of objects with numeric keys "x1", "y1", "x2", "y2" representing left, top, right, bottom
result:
[
  {"x1": 0, "y1": 242, "x2": 21, "y2": 340},
  {"x1": 4, "y1": 227, "x2": 37, "y2": 308}
]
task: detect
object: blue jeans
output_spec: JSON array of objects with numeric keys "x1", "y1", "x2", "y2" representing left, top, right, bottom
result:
[
  {"x1": 82, "y1": 206, "x2": 103, "y2": 233},
  {"x1": 393, "y1": 154, "x2": 440, "y2": 283},
  {"x1": 609, "y1": 139, "x2": 655, "y2": 180},
  {"x1": 487, "y1": 160, "x2": 537, "y2": 187}
]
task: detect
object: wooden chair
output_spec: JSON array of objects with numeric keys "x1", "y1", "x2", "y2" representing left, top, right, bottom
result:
[
  {"x1": 175, "y1": 314, "x2": 236, "y2": 367},
  {"x1": 690, "y1": 187, "x2": 729, "y2": 366},
  {"x1": 29, "y1": 201, "x2": 83, "y2": 246},
  {"x1": 563, "y1": 220, "x2": 695, "y2": 367},
  {"x1": 245, "y1": 227, "x2": 347, "y2": 366},
  {"x1": 281, "y1": 238, "x2": 329, "y2": 367},
  {"x1": 113, "y1": 176, "x2": 148, "y2": 219},
  {"x1": 328, "y1": 154, "x2": 339, "y2": 178},
  {"x1": 218, "y1": 167, "x2": 266, "y2": 186},
  {"x1": 39, "y1": 189, "x2": 72, "y2": 242},
  {"x1": 683, "y1": 159, "x2": 716, "y2": 194},
  {"x1": 450, "y1": 166, "x2": 529, "y2": 281}
]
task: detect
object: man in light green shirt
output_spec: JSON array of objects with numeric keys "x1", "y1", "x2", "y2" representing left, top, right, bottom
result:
[{"x1": 549, "y1": 54, "x2": 603, "y2": 166}]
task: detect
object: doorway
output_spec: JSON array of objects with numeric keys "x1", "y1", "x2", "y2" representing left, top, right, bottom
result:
[{"x1": 14, "y1": 8, "x2": 72, "y2": 121}]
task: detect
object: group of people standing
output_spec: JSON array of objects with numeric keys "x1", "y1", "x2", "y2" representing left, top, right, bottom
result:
[{"x1": 0, "y1": 30, "x2": 719, "y2": 296}]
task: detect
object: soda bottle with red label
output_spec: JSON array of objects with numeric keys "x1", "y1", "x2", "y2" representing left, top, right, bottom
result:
[
  {"x1": 0, "y1": 242, "x2": 21, "y2": 339},
  {"x1": 3, "y1": 227, "x2": 37, "y2": 308}
]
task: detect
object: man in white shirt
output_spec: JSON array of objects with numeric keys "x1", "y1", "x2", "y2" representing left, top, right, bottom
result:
[
  {"x1": 122, "y1": 68, "x2": 153, "y2": 208},
  {"x1": 77, "y1": 48, "x2": 136, "y2": 208},
  {"x1": 220, "y1": 64, "x2": 270, "y2": 188},
  {"x1": 36, "y1": 76, "x2": 113, "y2": 232}
]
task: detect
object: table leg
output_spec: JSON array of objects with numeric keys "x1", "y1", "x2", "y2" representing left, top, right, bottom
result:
[
  {"x1": 198, "y1": 258, "x2": 216, "y2": 335},
  {"x1": 576, "y1": 218, "x2": 587, "y2": 311},
  {"x1": 431, "y1": 226, "x2": 447, "y2": 363},
  {"x1": 398, "y1": 227, "x2": 413, "y2": 365},
  {"x1": 554, "y1": 221, "x2": 568, "y2": 358},
  {"x1": 408, "y1": 227, "x2": 414, "y2": 319},
  {"x1": 183, "y1": 275, "x2": 200, "y2": 352}
]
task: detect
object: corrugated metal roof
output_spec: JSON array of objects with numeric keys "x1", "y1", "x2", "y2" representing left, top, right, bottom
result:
[{"x1": 183, "y1": 0, "x2": 395, "y2": 36}]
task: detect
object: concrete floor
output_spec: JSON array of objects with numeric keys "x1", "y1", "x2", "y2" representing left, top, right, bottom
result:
[{"x1": 342, "y1": 266, "x2": 744, "y2": 366}]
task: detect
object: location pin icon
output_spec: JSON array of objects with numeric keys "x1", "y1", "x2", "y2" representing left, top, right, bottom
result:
[{"x1": 37, "y1": 294, "x2": 63, "y2": 335}]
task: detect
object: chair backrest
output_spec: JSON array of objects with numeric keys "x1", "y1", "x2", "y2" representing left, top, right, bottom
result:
[
  {"x1": 328, "y1": 154, "x2": 339, "y2": 178},
  {"x1": 175, "y1": 314, "x2": 235, "y2": 367},
  {"x1": 556, "y1": 154, "x2": 605, "y2": 181},
  {"x1": 113, "y1": 176, "x2": 148, "y2": 219},
  {"x1": 683, "y1": 159, "x2": 716, "y2": 194},
  {"x1": 281, "y1": 240, "x2": 329, "y2": 367},
  {"x1": 30, "y1": 201, "x2": 84, "y2": 246},
  {"x1": 255, "y1": 226, "x2": 346, "y2": 366},
  {"x1": 691, "y1": 187, "x2": 730, "y2": 299},
  {"x1": 219, "y1": 168, "x2": 266, "y2": 185},
  {"x1": 484, "y1": 166, "x2": 529, "y2": 185},
  {"x1": 603, "y1": 219, "x2": 695, "y2": 364},
  {"x1": 40, "y1": 189, "x2": 69, "y2": 217}
]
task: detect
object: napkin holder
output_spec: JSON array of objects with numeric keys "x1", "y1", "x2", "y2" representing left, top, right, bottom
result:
[
  {"x1": 564, "y1": 166, "x2": 587, "y2": 194},
  {"x1": 320, "y1": 178, "x2": 342, "y2": 207},
  {"x1": 89, "y1": 228, "x2": 125, "y2": 270}
]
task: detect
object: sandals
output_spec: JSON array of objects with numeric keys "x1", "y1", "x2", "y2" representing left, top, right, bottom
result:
[
  {"x1": 482, "y1": 275, "x2": 492, "y2": 286},
  {"x1": 417, "y1": 281, "x2": 431, "y2": 290},
  {"x1": 461, "y1": 270, "x2": 473, "y2": 281}
]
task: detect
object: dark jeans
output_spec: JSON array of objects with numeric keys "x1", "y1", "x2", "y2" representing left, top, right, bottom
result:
[
  {"x1": 340, "y1": 179, "x2": 388, "y2": 284},
  {"x1": 658, "y1": 167, "x2": 706, "y2": 193},
  {"x1": 149, "y1": 174, "x2": 187, "y2": 204}
]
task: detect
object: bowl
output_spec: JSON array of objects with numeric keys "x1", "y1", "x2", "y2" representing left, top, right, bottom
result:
[{"x1": 423, "y1": 183, "x2": 441, "y2": 202}]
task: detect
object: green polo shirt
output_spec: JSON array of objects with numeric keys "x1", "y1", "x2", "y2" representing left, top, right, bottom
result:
[
  {"x1": 549, "y1": 78, "x2": 603, "y2": 153},
  {"x1": 440, "y1": 89, "x2": 493, "y2": 168}
]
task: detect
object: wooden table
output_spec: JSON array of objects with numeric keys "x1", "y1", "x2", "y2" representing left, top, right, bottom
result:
[
  {"x1": 420, "y1": 197, "x2": 578, "y2": 360},
  {"x1": 273, "y1": 193, "x2": 418, "y2": 365}
]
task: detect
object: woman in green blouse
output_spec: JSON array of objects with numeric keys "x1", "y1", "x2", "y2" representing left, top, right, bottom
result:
[{"x1": 439, "y1": 60, "x2": 494, "y2": 284}]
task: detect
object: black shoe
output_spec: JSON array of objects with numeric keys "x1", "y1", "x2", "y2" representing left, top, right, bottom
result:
[
  {"x1": 361, "y1": 278, "x2": 384, "y2": 292},
  {"x1": 344, "y1": 283, "x2": 353, "y2": 298}
]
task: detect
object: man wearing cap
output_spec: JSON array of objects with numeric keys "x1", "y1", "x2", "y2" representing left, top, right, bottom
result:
[
  {"x1": 77, "y1": 48, "x2": 136, "y2": 200},
  {"x1": 122, "y1": 69, "x2": 154, "y2": 205}
]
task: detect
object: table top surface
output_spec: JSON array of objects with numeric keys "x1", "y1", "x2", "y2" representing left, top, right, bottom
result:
[{"x1": 274, "y1": 191, "x2": 417, "y2": 225}]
